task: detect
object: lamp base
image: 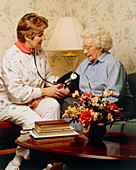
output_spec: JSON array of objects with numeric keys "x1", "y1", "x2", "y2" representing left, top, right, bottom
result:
[{"x1": 62, "y1": 51, "x2": 78, "y2": 57}]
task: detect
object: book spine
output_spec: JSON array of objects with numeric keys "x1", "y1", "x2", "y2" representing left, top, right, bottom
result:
[
  {"x1": 32, "y1": 128, "x2": 74, "y2": 137},
  {"x1": 35, "y1": 120, "x2": 69, "y2": 126},
  {"x1": 35, "y1": 124, "x2": 70, "y2": 131}
]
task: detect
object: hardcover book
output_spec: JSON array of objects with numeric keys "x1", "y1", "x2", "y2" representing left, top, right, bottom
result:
[
  {"x1": 35, "y1": 120, "x2": 70, "y2": 131},
  {"x1": 30, "y1": 129, "x2": 79, "y2": 139},
  {"x1": 32, "y1": 126, "x2": 75, "y2": 137},
  {"x1": 32, "y1": 136, "x2": 77, "y2": 144}
]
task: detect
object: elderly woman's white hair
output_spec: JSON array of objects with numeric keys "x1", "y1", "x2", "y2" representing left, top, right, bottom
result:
[{"x1": 81, "y1": 26, "x2": 113, "y2": 51}]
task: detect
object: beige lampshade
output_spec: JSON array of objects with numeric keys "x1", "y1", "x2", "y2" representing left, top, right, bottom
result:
[{"x1": 46, "y1": 17, "x2": 84, "y2": 52}]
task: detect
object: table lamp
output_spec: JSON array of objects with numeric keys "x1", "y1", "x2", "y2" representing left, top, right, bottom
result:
[{"x1": 46, "y1": 17, "x2": 84, "y2": 72}]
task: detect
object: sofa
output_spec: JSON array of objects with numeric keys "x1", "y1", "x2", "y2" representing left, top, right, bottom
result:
[
  {"x1": 0, "y1": 72, "x2": 136, "y2": 150},
  {"x1": 106, "y1": 72, "x2": 136, "y2": 134},
  {"x1": 0, "y1": 121, "x2": 21, "y2": 150}
]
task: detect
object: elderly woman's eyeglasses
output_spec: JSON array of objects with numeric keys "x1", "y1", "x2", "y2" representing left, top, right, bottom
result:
[{"x1": 82, "y1": 45, "x2": 94, "y2": 51}]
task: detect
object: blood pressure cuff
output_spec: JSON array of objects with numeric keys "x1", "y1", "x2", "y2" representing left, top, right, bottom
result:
[{"x1": 57, "y1": 71, "x2": 80, "y2": 93}]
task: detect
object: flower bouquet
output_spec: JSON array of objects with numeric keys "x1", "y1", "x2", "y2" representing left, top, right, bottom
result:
[{"x1": 62, "y1": 89, "x2": 121, "y2": 141}]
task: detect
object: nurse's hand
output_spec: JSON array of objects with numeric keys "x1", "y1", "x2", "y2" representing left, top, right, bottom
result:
[
  {"x1": 41, "y1": 84, "x2": 69, "y2": 99},
  {"x1": 27, "y1": 96, "x2": 43, "y2": 107}
]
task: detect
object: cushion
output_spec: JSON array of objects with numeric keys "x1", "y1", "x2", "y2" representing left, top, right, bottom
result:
[
  {"x1": 123, "y1": 118, "x2": 136, "y2": 134},
  {"x1": 106, "y1": 121, "x2": 126, "y2": 133},
  {"x1": 128, "y1": 72, "x2": 136, "y2": 114}
]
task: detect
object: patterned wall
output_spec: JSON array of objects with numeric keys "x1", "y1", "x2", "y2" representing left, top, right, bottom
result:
[
  {"x1": 66, "y1": 0, "x2": 136, "y2": 74},
  {"x1": 0, "y1": 0, "x2": 136, "y2": 77},
  {"x1": 0, "y1": 0, "x2": 64, "y2": 59}
]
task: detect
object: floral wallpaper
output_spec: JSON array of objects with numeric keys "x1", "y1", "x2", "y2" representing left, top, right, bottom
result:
[
  {"x1": 0, "y1": 0, "x2": 136, "y2": 77},
  {"x1": 66, "y1": 0, "x2": 136, "y2": 74}
]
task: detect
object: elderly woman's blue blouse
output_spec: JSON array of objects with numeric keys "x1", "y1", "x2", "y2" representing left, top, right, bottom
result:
[{"x1": 76, "y1": 51, "x2": 132, "y2": 103}]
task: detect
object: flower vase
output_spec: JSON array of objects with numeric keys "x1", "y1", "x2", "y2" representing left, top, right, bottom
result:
[{"x1": 84, "y1": 122, "x2": 106, "y2": 143}]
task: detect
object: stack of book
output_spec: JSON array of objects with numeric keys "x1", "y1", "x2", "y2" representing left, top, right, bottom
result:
[{"x1": 30, "y1": 120, "x2": 79, "y2": 139}]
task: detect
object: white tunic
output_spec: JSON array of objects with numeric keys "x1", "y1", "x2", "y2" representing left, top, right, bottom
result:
[{"x1": 0, "y1": 44, "x2": 58, "y2": 113}]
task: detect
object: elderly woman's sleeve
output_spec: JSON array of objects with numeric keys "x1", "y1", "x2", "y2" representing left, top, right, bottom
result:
[
  {"x1": 57, "y1": 71, "x2": 80, "y2": 93},
  {"x1": 106, "y1": 61, "x2": 127, "y2": 103}
]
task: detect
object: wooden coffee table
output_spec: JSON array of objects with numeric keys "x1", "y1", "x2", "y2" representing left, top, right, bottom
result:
[{"x1": 16, "y1": 131, "x2": 136, "y2": 169}]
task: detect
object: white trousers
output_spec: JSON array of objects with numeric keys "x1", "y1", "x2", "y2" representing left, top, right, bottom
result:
[
  {"x1": 0, "y1": 97, "x2": 60, "y2": 129},
  {"x1": 0, "y1": 97, "x2": 60, "y2": 161}
]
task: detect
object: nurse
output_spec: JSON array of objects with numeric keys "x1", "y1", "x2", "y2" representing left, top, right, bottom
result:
[{"x1": 0, "y1": 13, "x2": 69, "y2": 169}]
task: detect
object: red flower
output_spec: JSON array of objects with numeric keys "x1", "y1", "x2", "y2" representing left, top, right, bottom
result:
[
  {"x1": 79, "y1": 92, "x2": 93, "y2": 104},
  {"x1": 108, "y1": 103, "x2": 120, "y2": 117},
  {"x1": 79, "y1": 108, "x2": 94, "y2": 126}
]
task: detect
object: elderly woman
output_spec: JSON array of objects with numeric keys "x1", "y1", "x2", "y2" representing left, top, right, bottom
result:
[
  {"x1": 76, "y1": 25, "x2": 134, "y2": 119},
  {"x1": 62, "y1": 25, "x2": 135, "y2": 122},
  {"x1": 0, "y1": 13, "x2": 69, "y2": 169}
]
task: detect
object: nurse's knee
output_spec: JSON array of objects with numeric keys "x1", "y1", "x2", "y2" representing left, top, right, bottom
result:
[{"x1": 46, "y1": 98, "x2": 60, "y2": 110}]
